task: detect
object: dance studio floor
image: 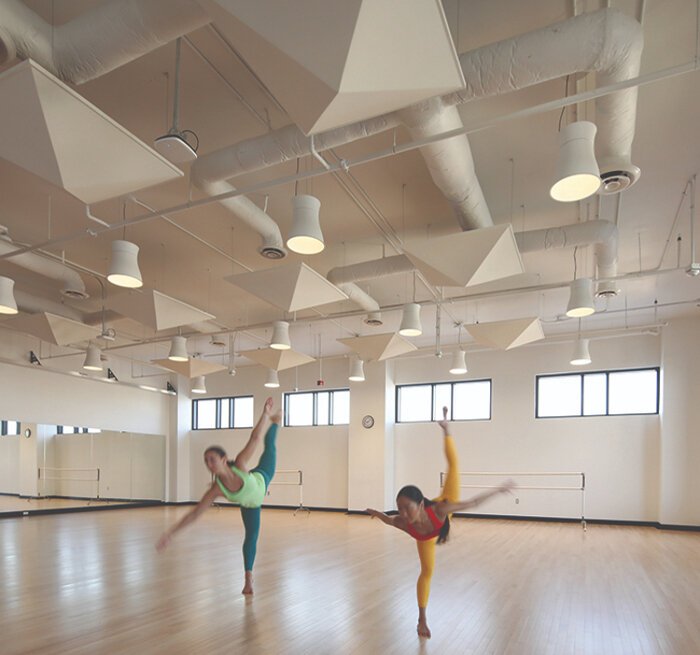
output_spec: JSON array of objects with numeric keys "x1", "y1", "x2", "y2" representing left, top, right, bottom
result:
[
  {"x1": 0, "y1": 496, "x2": 154, "y2": 517},
  {"x1": 2, "y1": 507, "x2": 699, "y2": 654}
]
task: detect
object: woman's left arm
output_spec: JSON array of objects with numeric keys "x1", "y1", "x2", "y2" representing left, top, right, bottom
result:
[{"x1": 434, "y1": 481, "x2": 515, "y2": 518}]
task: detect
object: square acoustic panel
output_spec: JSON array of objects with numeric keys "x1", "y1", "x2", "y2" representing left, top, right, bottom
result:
[
  {"x1": 0, "y1": 60, "x2": 182, "y2": 204},
  {"x1": 225, "y1": 262, "x2": 347, "y2": 312},
  {"x1": 465, "y1": 317, "x2": 544, "y2": 350},
  {"x1": 238, "y1": 348, "x2": 315, "y2": 372},
  {"x1": 2, "y1": 312, "x2": 100, "y2": 346},
  {"x1": 337, "y1": 332, "x2": 417, "y2": 362}
]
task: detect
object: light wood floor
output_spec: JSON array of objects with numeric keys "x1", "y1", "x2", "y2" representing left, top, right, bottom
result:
[{"x1": 2, "y1": 508, "x2": 699, "y2": 654}]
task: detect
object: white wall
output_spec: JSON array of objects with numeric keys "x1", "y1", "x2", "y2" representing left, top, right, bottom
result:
[
  {"x1": 0, "y1": 436, "x2": 20, "y2": 493},
  {"x1": 394, "y1": 334, "x2": 661, "y2": 522},
  {"x1": 659, "y1": 316, "x2": 700, "y2": 525},
  {"x1": 189, "y1": 360, "x2": 349, "y2": 508}
]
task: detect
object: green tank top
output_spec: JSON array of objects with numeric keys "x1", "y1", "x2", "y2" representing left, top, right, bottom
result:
[{"x1": 215, "y1": 464, "x2": 266, "y2": 508}]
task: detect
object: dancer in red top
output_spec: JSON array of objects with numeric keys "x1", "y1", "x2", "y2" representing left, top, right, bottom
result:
[{"x1": 367, "y1": 406, "x2": 514, "y2": 638}]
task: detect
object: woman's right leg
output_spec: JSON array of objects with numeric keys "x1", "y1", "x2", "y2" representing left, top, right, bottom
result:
[
  {"x1": 416, "y1": 538, "x2": 436, "y2": 637},
  {"x1": 250, "y1": 422, "x2": 278, "y2": 489}
]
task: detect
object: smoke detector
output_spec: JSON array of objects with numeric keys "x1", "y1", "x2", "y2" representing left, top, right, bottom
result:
[
  {"x1": 97, "y1": 327, "x2": 116, "y2": 342},
  {"x1": 599, "y1": 164, "x2": 641, "y2": 195}
]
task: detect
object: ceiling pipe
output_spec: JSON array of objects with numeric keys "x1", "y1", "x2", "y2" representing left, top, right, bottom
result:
[
  {"x1": 515, "y1": 220, "x2": 619, "y2": 296},
  {"x1": 0, "y1": 235, "x2": 87, "y2": 299},
  {"x1": 0, "y1": 0, "x2": 210, "y2": 84},
  {"x1": 13, "y1": 290, "x2": 84, "y2": 321},
  {"x1": 188, "y1": 8, "x2": 642, "y2": 232}
]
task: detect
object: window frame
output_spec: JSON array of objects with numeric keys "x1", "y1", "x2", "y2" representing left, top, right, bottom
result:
[
  {"x1": 395, "y1": 379, "x2": 493, "y2": 423},
  {"x1": 283, "y1": 388, "x2": 350, "y2": 427},
  {"x1": 1, "y1": 420, "x2": 21, "y2": 436},
  {"x1": 192, "y1": 395, "x2": 255, "y2": 430},
  {"x1": 535, "y1": 367, "x2": 660, "y2": 418}
]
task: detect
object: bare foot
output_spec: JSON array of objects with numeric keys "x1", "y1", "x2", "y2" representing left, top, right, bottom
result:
[
  {"x1": 417, "y1": 620, "x2": 431, "y2": 638},
  {"x1": 264, "y1": 396, "x2": 274, "y2": 415},
  {"x1": 242, "y1": 572, "x2": 254, "y2": 595},
  {"x1": 437, "y1": 405, "x2": 449, "y2": 432}
]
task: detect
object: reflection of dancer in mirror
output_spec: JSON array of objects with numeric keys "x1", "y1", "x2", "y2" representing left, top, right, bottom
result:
[
  {"x1": 156, "y1": 397, "x2": 279, "y2": 595},
  {"x1": 367, "y1": 406, "x2": 514, "y2": 638}
]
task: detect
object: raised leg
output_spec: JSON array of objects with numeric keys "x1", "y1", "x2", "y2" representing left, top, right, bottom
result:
[{"x1": 250, "y1": 423, "x2": 278, "y2": 489}]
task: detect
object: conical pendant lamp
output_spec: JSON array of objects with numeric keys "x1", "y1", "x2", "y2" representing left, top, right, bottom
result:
[
  {"x1": 399, "y1": 302, "x2": 422, "y2": 337},
  {"x1": 550, "y1": 121, "x2": 601, "y2": 202},
  {"x1": 287, "y1": 195, "x2": 324, "y2": 255},
  {"x1": 0, "y1": 276, "x2": 18, "y2": 314},
  {"x1": 107, "y1": 240, "x2": 143, "y2": 288}
]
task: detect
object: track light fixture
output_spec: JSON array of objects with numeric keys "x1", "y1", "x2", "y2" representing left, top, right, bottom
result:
[
  {"x1": 287, "y1": 194, "x2": 324, "y2": 255},
  {"x1": 550, "y1": 121, "x2": 601, "y2": 202},
  {"x1": 107, "y1": 240, "x2": 143, "y2": 288},
  {"x1": 0, "y1": 276, "x2": 18, "y2": 314}
]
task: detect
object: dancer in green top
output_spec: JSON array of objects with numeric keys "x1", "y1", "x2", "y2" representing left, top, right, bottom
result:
[{"x1": 156, "y1": 397, "x2": 279, "y2": 595}]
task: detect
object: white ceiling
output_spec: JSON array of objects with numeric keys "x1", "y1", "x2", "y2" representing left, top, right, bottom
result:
[{"x1": 0, "y1": 0, "x2": 698, "y2": 377}]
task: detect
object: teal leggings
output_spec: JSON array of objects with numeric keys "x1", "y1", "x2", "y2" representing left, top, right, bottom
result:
[{"x1": 240, "y1": 423, "x2": 277, "y2": 572}]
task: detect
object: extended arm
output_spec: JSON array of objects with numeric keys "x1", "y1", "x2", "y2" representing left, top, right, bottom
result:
[
  {"x1": 156, "y1": 483, "x2": 221, "y2": 551},
  {"x1": 434, "y1": 481, "x2": 515, "y2": 518},
  {"x1": 366, "y1": 508, "x2": 406, "y2": 531}
]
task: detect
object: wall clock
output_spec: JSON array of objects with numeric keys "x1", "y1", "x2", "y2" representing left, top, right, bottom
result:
[{"x1": 362, "y1": 415, "x2": 375, "y2": 429}]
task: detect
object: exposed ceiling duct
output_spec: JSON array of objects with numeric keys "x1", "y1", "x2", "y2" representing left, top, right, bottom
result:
[
  {"x1": 0, "y1": 0, "x2": 210, "y2": 85},
  {"x1": 188, "y1": 8, "x2": 642, "y2": 241},
  {"x1": 515, "y1": 220, "x2": 619, "y2": 296},
  {"x1": 0, "y1": 235, "x2": 87, "y2": 299},
  {"x1": 13, "y1": 290, "x2": 84, "y2": 321}
]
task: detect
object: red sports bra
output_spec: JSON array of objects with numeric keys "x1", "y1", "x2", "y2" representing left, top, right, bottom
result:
[{"x1": 404, "y1": 505, "x2": 445, "y2": 541}]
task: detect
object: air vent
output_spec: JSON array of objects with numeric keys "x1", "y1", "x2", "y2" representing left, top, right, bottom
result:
[{"x1": 260, "y1": 246, "x2": 286, "y2": 260}]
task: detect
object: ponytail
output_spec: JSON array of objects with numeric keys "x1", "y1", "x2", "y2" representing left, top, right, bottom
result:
[{"x1": 397, "y1": 485, "x2": 451, "y2": 544}]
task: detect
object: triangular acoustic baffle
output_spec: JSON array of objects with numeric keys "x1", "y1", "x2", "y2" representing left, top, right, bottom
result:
[
  {"x1": 465, "y1": 317, "x2": 544, "y2": 350},
  {"x1": 0, "y1": 60, "x2": 182, "y2": 204},
  {"x1": 403, "y1": 224, "x2": 524, "y2": 288},
  {"x1": 152, "y1": 358, "x2": 227, "y2": 378},
  {"x1": 225, "y1": 262, "x2": 348, "y2": 312},
  {"x1": 238, "y1": 348, "x2": 315, "y2": 372},
  {"x1": 200, "y1": 0, "x2": 464, "y2": 135},
  {"x1": 107, "y1": 289, "x2": 215, "y2": 331},
  {"x1": 2, "y1": 312, "x2": 100, "y2": 346},
  {"x1": 337, "y1": 332, "x2": 417, "y2": 362}
]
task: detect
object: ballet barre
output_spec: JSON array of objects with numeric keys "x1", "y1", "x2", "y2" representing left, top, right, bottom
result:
[
  {"x1": 440, "y1": 470, "x2": 586, "y2": 530},
  {"x1": 269, "y1": 469, "x2": 310, "y2": 515},
  {"x1": 38, "y1": 467, "x2": 101, "y2": 501}
]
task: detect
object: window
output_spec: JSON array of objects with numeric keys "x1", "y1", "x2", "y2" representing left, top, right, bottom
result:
[
  {"x1": 1, "y1": 420, "x2": 21, "y2": 436},
  {"x1": 396, "y1": 380, "x2": 492, "y2": 423},
  {"x1": 536, "y1": 368, "x2": 659, "y2": 418},
  {"x1": 192, "y1": 396, "x2": 254, "y2": 430},
  {"x1": 284, "y1": 389, "x2": 350, "y2": 426},
  {"x1": 56, "y1": 426, "x2": 101, "y2": 434}
]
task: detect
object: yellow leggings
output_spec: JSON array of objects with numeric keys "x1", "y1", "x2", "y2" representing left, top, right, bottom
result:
[{"x1": 416, "y1": 435, "x2": 460, "y2": 608}]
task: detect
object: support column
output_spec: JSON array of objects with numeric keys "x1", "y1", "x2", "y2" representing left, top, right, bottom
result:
[
  {"x1": 165, "y1": 374, "x2": 192, "y2": 502},
  {"x1": 347, "y1": 360, "x2": 396, "y2": 511}
]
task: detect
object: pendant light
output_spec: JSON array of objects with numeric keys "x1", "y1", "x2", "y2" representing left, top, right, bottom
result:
[
  {"x1": 191, "y1": 375, "x2": 207, "y2": 394},
  {"x1": 107, "y1": 240, "x2": 143, "y2": 288},
  {"x1": 264, "y1": 369, "x2": 280, "y2": 388},
  {"x1": 348, "y1": 357, "x2": 365, "y2": 382},
  {"x1": 566, "y1": 278, "x2": 596, "y2": 317},
  {"x1": 0, "y1": 276, "x2": 18, "y2": 314},
  {"x1": 82, "y1": 344, "x2": 103, "y2": 371},
  {"x1": 550, "y1": 121, "x2": 601, "y2": 202},
  {"x1": 449, "y1": 350, "x2": 467, "y2": 375},
  {"x1": 570, "y1": 338, "x2": 592, "y2": 366},
  {"x1": 287, "y1": 194, "x2": 324, "y2": 254},
  {"x1": 270, "y1": 321, "x2": 291, "y2": 350},
  {"x1": 399, "y1": 302, "x2": 422, "y2": 337},
  {"x1": 168, "y1": 335, "x2": 189, "y2": 362}
]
